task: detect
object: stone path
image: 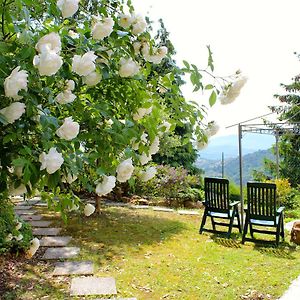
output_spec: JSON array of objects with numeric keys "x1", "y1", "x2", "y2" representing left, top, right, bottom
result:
[
  {"x1": 40, "y1": 236, "x2": 72, "y2": 247},
  {"x1": 33, "y1": 227, "x2": 62, "y2": 236},
  {"x1": 29, "y1": 220, "x2": 53, "y2": 227},
  {"x1": 280, "y1": 275, "x2": 300, "y2": 299},
  {"x1": 53, "y1": 261, "x2": 93, "y2": 276},
  {"x1": 42, "y1": 247, "x2": 80, "y2": 260}
]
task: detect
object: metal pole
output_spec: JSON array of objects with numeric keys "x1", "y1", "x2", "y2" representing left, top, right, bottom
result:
[
  {"x1": 238, "y1": 124, "x2": 244, "y2": 227},
  {"x1": 275, "y1": 131, "x2": 279, "y2": 179},
  {"x1": 222, "y1": 152, "x2": 224, "y2": 178}
]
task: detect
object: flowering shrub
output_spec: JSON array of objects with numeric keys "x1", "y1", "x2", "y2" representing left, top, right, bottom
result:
[{"x1": 0, "y1": 0, "x2": 247, "y2": 250}]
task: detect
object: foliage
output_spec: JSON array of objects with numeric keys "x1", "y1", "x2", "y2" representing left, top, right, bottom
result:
[
  {"x1": 271, "y1": 62, "x2": 300, "y2": 187},
  {"x1": 132, "y1": 165, "x2": 203, "y2": 205},
  {"x1": 229, "y1": 182, "x2": 240, "y2": 202},
  {"x1": 0, "y1": 199, "x2": 33, "y2": 254}
]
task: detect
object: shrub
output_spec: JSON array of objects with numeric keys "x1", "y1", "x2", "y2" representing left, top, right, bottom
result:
[{"x1": 0, "y1": 199, "x2": 33, "y2": 254}]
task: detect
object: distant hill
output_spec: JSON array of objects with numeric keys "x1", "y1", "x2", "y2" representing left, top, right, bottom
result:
[
  {"x1": 196, "y1": 149, "x2": 275, "y2": 185},
  {"x1": 199, "y1": 134, "x2": 275, "y2": 160}
]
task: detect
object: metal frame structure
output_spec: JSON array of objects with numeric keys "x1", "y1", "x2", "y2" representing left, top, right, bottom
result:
[{"x1": 226, "y1": 113, "x2": 300, "y2": 226}]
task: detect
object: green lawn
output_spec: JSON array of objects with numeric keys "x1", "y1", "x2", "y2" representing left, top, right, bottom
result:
[{"x1": 2, "y1": 206, "x2": 300, "y2": 299}]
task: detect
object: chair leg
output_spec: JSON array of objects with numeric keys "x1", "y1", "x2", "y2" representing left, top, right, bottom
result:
[
  {"x1": 280, "y1": 214, "x2": 285, "y2": 241},
  {"x1": 276, "y1": 224, "x2": 280, "y2": 246},
  {"x1": 211, "y1": 216, "x2": 216, "y2": 231},
  {"x1": 199, "y1": 208, "x2": 208, "y2": 234},
  {"x1": 242, "y1": 216, "x2": 249, "y2": 244},
  {"x1": 236, "y1": 208, "x2": 242, "y2": 233},
  {"x1": 227, "y1": 214, "x2": 235, "y2": 238},
  {"x1": 249, "y1": 223, "x2": 255, "y2": 239}
]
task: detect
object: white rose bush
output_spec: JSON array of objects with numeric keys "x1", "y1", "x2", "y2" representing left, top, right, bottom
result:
[{"x1": 0, "y1": 0, "x2": 246, "y2": 252}]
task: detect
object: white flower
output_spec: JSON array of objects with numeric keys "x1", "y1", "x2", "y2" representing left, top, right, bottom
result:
[
  {"x1": 197, "y1": 141, "x2": 208, "y2": 150},
  {"x1": 116, "y1": 158, "x2": 134, "y2": 182},
  {"x1": 39, "y1": 147, "x2": 64, "y2": 174},
  {"x1": 0, "y1": 102, "x2": 26, "y2": 124},
  {"x1": 66, "y1": 79, "x2": 75, "y2": 91},
  {"x1": 5, "y1": 233, "x2": 13, "y2": 242},
  {"x1": 159, "y1": 121, "x2": 171, "y2": 132},
  {"x1": 15, "y1": 233, "x2": 23, "y2": 241},
  {"x1": 26, "y1": 238, "x2": 40, "y2": 258},
  {"x1": 96, "y1": 175, "x2": 116, "y2": 196},
  {"x1": 55, "y1": 90, "x2": 76, "y2": 104},
  {"x1": 205, "y1": 121, "x2": 219, "y2": 137},
  {"x1": 131, "y1": 15, "x2": 147, "y2": 35},
  {"x1": 9, "y1": 184, "x2": 27, "y2": 196},
  {"x1": 68, "y1": 30, "x2": 79, "y2": 39},
  {"x1": 15, "y1": 220, "x2": 22, "y2": 231},
  {"x1": 33, "y1": 104, "x2": 44, "y2": 122},
  {"x1": 140, "y1": 166, "x2": 157, "y2": 182},
  {"x1": 33, "y1": 50, "x2": 63, "y2": 76},
  {"x1": 35, "y1": 32, "x2": 61, "y2": 54},
  {"x1": 219, "y1": 75, "x2": 248, "y2": 105},
  {"x1": 133, "y1": 41, "x2": 142, "y2": 54},
  {"x1": 139, "y1": 153, "x2": 152, "y2": 165},
  {"x1": 149, "y1": 137, "x2": 160, "y2": 155},
  {"x1": 57, "y1": 0, "x2": 79, "y2": 18},
  {"x1": 56, "y1": 117, "x2": 80, "y2": 140},
  {"x1": 118, "y1": 14, "x2": 133, "y2": 28},
  {"x1": 83, "y1": 71, "x2": 102, "y2": 86},
  {"x1": 119, "y1": 58, "x2": 139, "y2": 77},
  {"x1": 92, "y1": 17, "x2": 114, "y2": 40},
  {"x1": 4, "y1": 67, "x2": 28, "y2": 100},
  {"x1": 62, "y1": 173, "x2": 78, "y2": 184},
  {"x1": 140, "y1": 132, "x2": 148, "y2": 144},
  {"x1": 84, "y1": 203, "x2": 95, "y2": 216},
  {"x1": 72, "y1": 51, "x2": 97, "y2": 76},
  {"x1": 133, "y1": 106, "x2": 152, "y2": 121}
]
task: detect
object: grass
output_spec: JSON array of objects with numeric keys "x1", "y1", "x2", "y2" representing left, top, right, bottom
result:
[{"x1": 2, "y1": 205, "x2": 300, "y2": 300}]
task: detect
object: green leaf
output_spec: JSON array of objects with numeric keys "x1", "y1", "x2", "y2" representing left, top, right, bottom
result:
[
  {"x1": 207, "y1": 45, "x2": 214, "y2": 72},
  {"x1": 183, "y1": 60, "x2": 190, "y2": 69},
  {"x1": 205, "y1": 84, "x2": 214, "y2": 90},
  {"x1": 209, "y1": 90, "x2": 217, "y2": 107}
]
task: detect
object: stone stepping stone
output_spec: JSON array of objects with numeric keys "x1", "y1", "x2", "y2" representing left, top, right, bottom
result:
[
  {"x1": 35, "y1": 202, "x2": 48, "y2": 207},
  {"x1": 29, "y1": 220, "x2": 53, "y2": 227},
  {"x1": 129, "y1": 205, "x2": 150, "y2": 209},
  {"x1": 42, "y1": 247, "x2": 80, "y2": 260},
  {"x1": 97, "y1": 298, "x2": 137, "y2": 300},
  {"x1": 178, "y1": 210, "x2": 200, "y2": 215},
  {"x1": 153, "y1": 207, "x2": 174, "y2": 212},
  {"x1": 53, "y1": 261, "x2": 93, "y2": 276},
  {"x1": 280, "y1": 275, "x2": 300, "y2": 299},
  {"x1": 285, "y1": 220, "x2": 300, "y2": 232},
  {"x1": 15, "y1": 210, "x2": 37, "y2": 215},
  {"x1": 33, "y1": 228, "x2": 62, "y2": 236},
  {"x1": 40, "y1": 236, "x2": 71, "y2": 247},
  {"x1": 20, "y1": 215, "x2": 43, "y2": 221},
  {"x1": 14, "y1": 205, "x2": 33, "y2": 210},
  {"x1": 104, "y1": 202, "x2": 129, "y2": 207},
  {"x1": 70, "y1": 277, "x2": 117, "y2": 296},
  {"x1": 16, "y1": 200, "x2": 40, "y2": 206}
]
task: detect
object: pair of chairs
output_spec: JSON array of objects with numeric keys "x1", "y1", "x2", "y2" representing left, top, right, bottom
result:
[{"x1": 199, "y1": 177, "x2": 285, "y2": 245}]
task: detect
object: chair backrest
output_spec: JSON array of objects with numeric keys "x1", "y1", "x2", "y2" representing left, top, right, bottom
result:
[
  {"x1": 204, "y1": 177, "x2": 230, "y2": 212},
  {"x1": 247, "y1": 182, "x2": 277, "y2": 221}
]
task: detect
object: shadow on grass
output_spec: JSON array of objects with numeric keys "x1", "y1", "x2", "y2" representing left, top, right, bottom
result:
[
  {"x1": 211, "y1": 233, "x2": 242, "y2": 248},
  {"x1": 253, "y1": 242, "x2": 297, "y2": 260},
  {"x1": 64, "y1": 208, "x2": 187, "y2": 265}
]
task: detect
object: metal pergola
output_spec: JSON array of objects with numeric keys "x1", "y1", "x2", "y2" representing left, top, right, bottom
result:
[{"x1": 226, "y1": 113, "x2": 300, "y2": 226}]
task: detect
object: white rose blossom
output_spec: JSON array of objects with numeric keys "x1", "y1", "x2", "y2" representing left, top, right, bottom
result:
[
  {"x1": 33, "y1": 49, "x2": 63, "y2": 76},
  {"x1": 15, "y1": 220, "x2": 22, "y2": 231},
  {"x1": 39, "y1": 147, "x2": 64, "y2": 174},
  {"x1": 116, "y1": 158, "x2": 134, "y2": 182},
  {"x1": 0, "y1": 102, "x2": 26, "y2": 124},
  {"x1": 15, "y1": 233, "x2": 23, "y2": 241},
  {"x1": 119, "y1": 58, "x2": 139, "y2": 77},
  {"x1": 139, "y1": 152, "x2": 152, "y2": 166},
  {"x1": 197, "y1": 141, "x2": 208, "y2": 150},
  {"x1": 26, "y1": 238, "x2": 40, "y2": 258},
  {"x1": 66, "y1": 79, "x2": 75, "y2": 91},
  {"x1": 56, "y1": 90, "x2": 76, "y2": 104},
  {"x1": 5, "y1": 233, "x2": 13, "y2": 242},
  {"x1": 149, "y1": 137, "x2": 160, "y2": 155},
  {"x1": 205, "y1": 121, "x2": 219, "y2": 137},
  {"x1": 83, "y1": 71, "x2": 102, "y2": 86},
  {"x1": 96, "y1": 175, "x2": 116, "y2": 196},
  {"x1": 131, "y1": 15, "x2": 147, "y2": 35},
  {"x1": 84, "y1": 203, "x2": 95, "y2": 217},
  {"x1": 219, "y1": 75, "x2": 248, "y2": 105},
  {"x1": 159, "y1": 121, "x2": 171, "y2": 132},
  {"x1": 72, "y1": 51, "x2": 97, "y2": 76},
  {"x1": 140, "y1": 132, "x2": 148, "y2": 144},
  {"x1": 133, "y1": 106, "x2": 152, "y2": 121},
  {"x1": 35, "y1": 32, "x2": 61, "y2": 54},
  {"x1": 57, "y1": 0, "x2": 79, "y2": 18},
  {"x1": 56, "y1": 117, "x2": 80, "y2": 140},
  {"x1": 4, "y1": 67, "x2": 28, "y2": 100},
  {"x1": 140, "y1": 166, "x2": 157, "y2": 182},
  {"x1": 62, "y1": 173, "x2": 78, "y2": 184},
  {"x1": 133, "y1": 41, "x2": 142, "y2": 54},
  {"x1": 144, "y1": 46, "x2": 168, "y2": 64},
  {"x1": 118, "y1": 14, "x2": 133, "y2": 28},
  {"x1": 68, "y1": 30, "x2": 79, "y2": 39},
  {"x1": 92, "y1": 17, "x2": 114, "y2": 40}
]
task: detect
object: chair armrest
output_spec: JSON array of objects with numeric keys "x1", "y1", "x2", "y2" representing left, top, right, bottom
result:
[
  {"x1": 229, "y1": 201, "x2": 240, "y2": 207},
  {"x1": 277, "y1": 206, "x2": 285, "y2": 214}
]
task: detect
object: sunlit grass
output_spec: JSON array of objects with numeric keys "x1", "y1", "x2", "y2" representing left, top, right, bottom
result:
[{"x1": 3, "y1": 206, "x2": 300, "y2": 300}]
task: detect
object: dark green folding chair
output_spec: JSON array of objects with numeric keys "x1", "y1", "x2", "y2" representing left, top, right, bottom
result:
[
  {"x1": 242, "y1": 182, "x2": 285, "y2": 246},
  {"x1": 199, "y1": 177, "x2": 242, "y2": 238}
]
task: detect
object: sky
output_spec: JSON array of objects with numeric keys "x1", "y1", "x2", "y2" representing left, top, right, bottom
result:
[{"x1": 132, "y1": 0, "x2": 300, "y2": 136}]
